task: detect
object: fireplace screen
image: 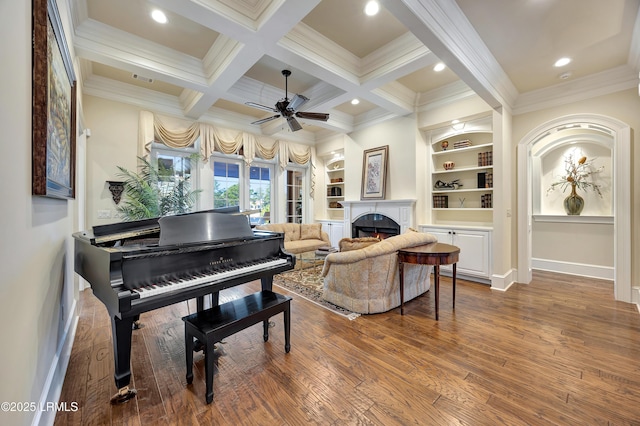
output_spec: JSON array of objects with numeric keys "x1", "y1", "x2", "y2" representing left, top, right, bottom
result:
[{"x1": 352, "y1": 213, "x2": 401, "y2": 239}]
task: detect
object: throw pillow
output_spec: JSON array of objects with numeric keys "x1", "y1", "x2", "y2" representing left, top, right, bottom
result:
[
  {"x1": 301, "y1": 223, "x2": 322, "y2": 240},
  {"x1": 338, "y1": 237, "x2": 381, "y2": 252}
]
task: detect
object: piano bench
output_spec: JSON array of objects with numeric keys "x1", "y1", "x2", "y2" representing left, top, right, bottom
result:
[{"x1": 182, "y1": 290, "x2": 292, "y2": 404}]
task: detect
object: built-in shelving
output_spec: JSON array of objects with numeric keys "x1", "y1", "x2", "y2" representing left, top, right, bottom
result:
[
  {"x1": 324, "y1": 155, "x2": 345, "y2": 219},
  {"x1": 429, "y1": 119, "x2": 494, "y2": 221}
]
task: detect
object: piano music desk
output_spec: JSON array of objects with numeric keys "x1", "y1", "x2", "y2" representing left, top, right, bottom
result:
[{"x1": 183, "y1": 290, "x2": 292, "y2": 404}]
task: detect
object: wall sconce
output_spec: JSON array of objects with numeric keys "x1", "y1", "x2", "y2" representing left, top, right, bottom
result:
[
  {"x1": 451, "y1": 120, "x2": 465, "y2": 131},
  {"x1": 106, "y1": 181, "x2": 124, "y2": 204}
]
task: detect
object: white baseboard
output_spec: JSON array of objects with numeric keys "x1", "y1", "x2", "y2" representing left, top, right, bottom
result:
[
  {"x1": 532, "y1": 258, "x2": 614, "y2": 280},
  {"x1": 490, "y1": 268, "x2": 517, "y2": 292},
  {"x1": 32, "y1": 299, "x2": 78, "y2": 426},
  {"x1": 632, "y1": 287, "x2": 640, "y2": 311}
]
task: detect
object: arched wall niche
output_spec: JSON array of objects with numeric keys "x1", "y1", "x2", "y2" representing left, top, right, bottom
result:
[
  {"x1": 517, "y1": 114, "x2": 631, "y2": 303},
  {"x1": 532, "y1": 130, "x2": 613, "y2": 216}
]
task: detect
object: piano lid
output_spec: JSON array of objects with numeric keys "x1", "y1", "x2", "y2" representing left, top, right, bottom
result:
[{"x1": 158, "y1": 210, "x2": 254, "y2": 246}]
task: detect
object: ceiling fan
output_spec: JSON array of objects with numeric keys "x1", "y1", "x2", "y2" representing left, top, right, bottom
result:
[{"x1": 245, "y1": 69, "x2": 330, "y2": 132}]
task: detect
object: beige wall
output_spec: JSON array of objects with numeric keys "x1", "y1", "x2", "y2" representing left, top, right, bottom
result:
[
  {"x1": 346, "y1": 115, "x2": 419, "y2": 201},
  {"x1": 84, "y1": 96, "x2": 141, "y2": 228},
  {"x1": 512, "y1": 89, "x2": 639, "y2": 278},
  {"x1": 0, "y1": 1, "x2": 78, "y2": 424}
]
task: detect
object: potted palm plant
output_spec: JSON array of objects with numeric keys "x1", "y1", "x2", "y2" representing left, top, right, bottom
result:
[{"x1": 116, "y1": 156, "x2": 201, "y2": 221}]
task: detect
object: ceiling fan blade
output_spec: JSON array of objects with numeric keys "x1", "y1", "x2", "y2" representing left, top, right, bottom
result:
[
  {"x1": 296, "y1": 111, "x2": 330, "y2": 122},
  {"x1": 251, "y1": 115, "x2": 280, "y2": 125},
  {"x1": 286, "y1": 116, "x2": 303, "y2": 132},
  {"x1": 245, "y1": 102, "x2": 278, "y2": 113},
  {"x1": 287, "y1": 94, "x2": 309, "y2": 111}
]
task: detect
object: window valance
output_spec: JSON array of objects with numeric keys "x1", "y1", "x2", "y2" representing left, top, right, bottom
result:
[
  {"x1": 138, "y1": 110, "x2": 316, "y2": 195},
  {"x1": 138, "y1": 110, "x2": 315, "y2": 170}
]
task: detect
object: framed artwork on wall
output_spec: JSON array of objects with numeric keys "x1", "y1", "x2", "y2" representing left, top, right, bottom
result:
[
  {"x1": 360, "y1": 145, "x2": 389, "y2": 200},
  {"x1": 32, "y1": 0, "x2": 77, "y2": 199}
]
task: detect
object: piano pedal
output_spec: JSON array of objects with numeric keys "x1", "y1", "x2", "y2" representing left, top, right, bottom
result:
[{"x1": 110, "y1": 386, "x2": 137, "y2": 405}]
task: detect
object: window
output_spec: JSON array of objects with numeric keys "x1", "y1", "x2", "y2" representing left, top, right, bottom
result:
[
  {"x1": 249, "y1": 165, "x2": 271, "y2": 224},
  {"x1": 285, "y1": 168, "x2": 305, "y2": 224},
  {"x1": 150, "y1": 145, "x2": 199, "y2": 215},
  {"x1": 212, "y1": 157, "x2": 273, "y2": 224},
  {"x1": 213, "y1": 160, "x2": 240, "y2": 209}
]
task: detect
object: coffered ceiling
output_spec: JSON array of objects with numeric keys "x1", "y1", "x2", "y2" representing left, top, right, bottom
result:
[{"x1": 71, "y1": 0, "x2": 640, "y2": 143}]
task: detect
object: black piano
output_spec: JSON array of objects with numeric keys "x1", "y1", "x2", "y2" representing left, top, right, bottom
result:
[{"x1": 73, "y1": 208, "x2": 295, "y2": 403}]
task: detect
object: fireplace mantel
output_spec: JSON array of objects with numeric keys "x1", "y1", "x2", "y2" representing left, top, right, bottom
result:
[{"x1": 341, "y1": 200, "x2": 416, "y2": 237}]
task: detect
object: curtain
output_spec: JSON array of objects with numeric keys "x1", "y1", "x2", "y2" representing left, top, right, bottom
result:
[{"x1": 138, "y1": 110, "x2": 316, "y2": 194}]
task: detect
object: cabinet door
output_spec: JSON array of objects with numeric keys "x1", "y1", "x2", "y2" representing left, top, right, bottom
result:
[
  {"x1": 330, "y1": 222, "x2": 345, "y2": 246},
  {"x1": 452, "y1": 230, "x2": 490, "y2": 278},
  {"x1": 320, "y1": 221, "x2": 345, "y2": 247},
  {"x1": 424, "y1": 228, "x2": 451, "y2": 244},
  {"x1": 421, "y1": 226, "x2": 491, "y2": 280}
]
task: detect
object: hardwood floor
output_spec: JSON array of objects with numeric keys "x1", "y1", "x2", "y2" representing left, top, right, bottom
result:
[{"x1": 55, "y1": 271, "x2": 640, "y2": 425}]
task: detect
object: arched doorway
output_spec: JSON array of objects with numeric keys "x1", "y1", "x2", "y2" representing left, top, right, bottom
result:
[{"x1": 517, "y1": 114, "x2": 631, "y2": 302}]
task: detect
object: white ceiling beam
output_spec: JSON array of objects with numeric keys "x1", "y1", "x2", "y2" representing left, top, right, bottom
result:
[{"x1": 381, "y1": 0, "x2": 519, "y2": 111}]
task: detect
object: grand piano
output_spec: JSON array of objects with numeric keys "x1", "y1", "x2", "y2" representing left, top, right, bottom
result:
[{"x1": 73, "y1": 208, "x2": 295, "y2": 403}]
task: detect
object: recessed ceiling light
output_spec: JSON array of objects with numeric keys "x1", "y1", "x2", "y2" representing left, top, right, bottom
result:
[
  {"x1": 433, "y1": 62, "x2": 446, "y2": 72},
  {"x1": 554, "y1": 57, "x2": 571, "y2": 67},
  {"x1": 151, "y1": 9, "x2": 167, "y2": 24},
  {"x1": 351, "y1": 98, "x2": 360, "y2": 105},
  {"x1": 364, "y1": 1, "x2": 379, "y2": 16}
]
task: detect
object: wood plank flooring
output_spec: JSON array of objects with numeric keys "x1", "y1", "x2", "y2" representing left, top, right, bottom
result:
[{"x1": 55, "y1": 271, "x2": 640, "y2": 425}]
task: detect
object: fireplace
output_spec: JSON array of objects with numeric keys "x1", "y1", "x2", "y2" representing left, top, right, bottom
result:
[
  {"x1": 352, "y1": 213, "x2": 401, "y2": 239},
  {"x1": 341, "y1": 199, "x2": 416, "y2": 241}
]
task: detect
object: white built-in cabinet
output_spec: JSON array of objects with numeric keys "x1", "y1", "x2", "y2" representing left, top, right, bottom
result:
[
  {"x1": 420, "y1": 225, "x2": 492, "y2": 283},
  {"x1": 317, "y1": 220, "x2": 345, "y2": 248}
]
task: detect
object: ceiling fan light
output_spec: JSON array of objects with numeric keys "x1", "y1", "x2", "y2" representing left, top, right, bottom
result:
[{"x1": 364, "y1": 1, "x2": 379, "y2": 16}]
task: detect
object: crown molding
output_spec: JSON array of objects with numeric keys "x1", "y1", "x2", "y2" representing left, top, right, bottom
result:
[
  {"x1": 513, "y1": 65, "x2": 639, "y2": 115},
  {"x1": 281, "y1": 23, "x2": 361, "y2": 85},
  {"x1": 202, "y1": 34, "x2": 244, "y2": 84},
  {"x1": 360, "y1": 32, "x2": 432, "y2": 82},
  {"x1": 74, "y1": 19, "x2": 208, "y2": 89},
  {"x1": 372, "y1": 80, "x2": 416, "y2": 112},
  {"x1": 83, "y1": 75, "x2": 185, "y2": 117},
  {"x1": 416, "y1": 80, "x2": 477, "y2": 112}
]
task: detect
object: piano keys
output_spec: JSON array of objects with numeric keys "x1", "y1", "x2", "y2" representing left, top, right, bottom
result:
[{"x1": 73, "y1": 208, "x2": 295, "y2": 403}]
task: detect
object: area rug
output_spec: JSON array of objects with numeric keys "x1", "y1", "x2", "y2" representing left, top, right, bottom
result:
[{"x1": 273, "y1": 266, "x2": 360, "y2": 320}]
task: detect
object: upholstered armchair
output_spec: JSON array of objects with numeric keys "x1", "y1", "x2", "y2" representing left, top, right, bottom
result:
[{"x1": 321, "y1": 229, "x2": 438, "y2": 314}]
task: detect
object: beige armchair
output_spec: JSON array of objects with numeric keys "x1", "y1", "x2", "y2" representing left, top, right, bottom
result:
[{"x1": 321, "y1": 229, "x2": 438, "y2": 314}]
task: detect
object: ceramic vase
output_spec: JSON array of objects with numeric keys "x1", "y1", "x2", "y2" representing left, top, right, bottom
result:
[{"x1": 563, "y1": 183, "x2": 584, "y2": 215}]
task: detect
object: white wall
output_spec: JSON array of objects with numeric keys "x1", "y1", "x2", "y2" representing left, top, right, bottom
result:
[{"x1": 0, "y1": 1, "x2": 78, "y2": 425}]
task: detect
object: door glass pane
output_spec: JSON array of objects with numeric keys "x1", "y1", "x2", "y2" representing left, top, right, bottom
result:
[
  {"x1": 249, "y1": 166, "x2": 271, "y2": 224},
  {"x1": 286, "y1": 169, "x2": 304, "y2": 223}
]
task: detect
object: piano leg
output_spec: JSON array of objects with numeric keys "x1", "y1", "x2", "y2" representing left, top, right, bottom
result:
[
  {"x1": 261, "y1": 276, "x2": 274, "y2": 291},
  {"x1": 109, "y1": 315, "x2": 138, "y2": 404},
  {"x1": 196, "y1": 293, "x2": 220, "y2": 312}
]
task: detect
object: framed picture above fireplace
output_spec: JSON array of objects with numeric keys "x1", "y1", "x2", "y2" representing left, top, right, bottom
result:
[{"x1": 361, "y1": 145, "x2": 388, "y2": 200}]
